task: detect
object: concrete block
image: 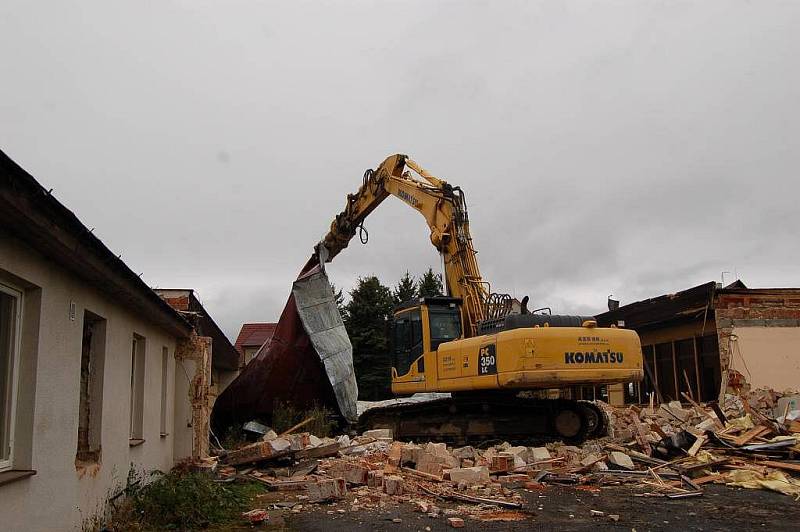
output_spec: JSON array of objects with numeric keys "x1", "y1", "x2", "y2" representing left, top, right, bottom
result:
[
  {"x1": 307, "y1": 478, "x2": 347, "y2": 502},
  {"x1": 362, "y1": 428, "x2": 393, "y2": 439},
  {"x1": 270, "y1": 437, "x2": 292, "y2": 453},
  {"x1": 327, "y1": 461, "x2": 369, "y2": 485},
  {"x1": 608, "y1": 451, "x2": 635, "y2": 470},
  {"x1": 448, "y1": 466, "x2": 490, "y2": 485},
  {"x1": 530, "y1": 447, "x2": 551, "y2": 461},
  {"x1": 451, "y1": 446, "x2": 476, "y2": 459},
  {"x1": 401, "y1": 443, "x2": 422, "y2": 465}
]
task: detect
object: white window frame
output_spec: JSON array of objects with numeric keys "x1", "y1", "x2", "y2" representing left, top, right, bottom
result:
[{"x1": 0, "y1": 282, "x2": 23, "y2": 473}]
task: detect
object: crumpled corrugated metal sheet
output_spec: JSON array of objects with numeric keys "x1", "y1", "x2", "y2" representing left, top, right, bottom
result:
[
  {"x1": 293, "y1": 263, "x2": 358, "y2": 423},
  {"x1": 212, "y1": 255, "x2": 358, "y2": 431}
]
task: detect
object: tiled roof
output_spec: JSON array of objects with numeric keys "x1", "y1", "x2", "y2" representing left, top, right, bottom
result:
[{"x1": 234, "y1": 323, "x2": 277, "y2": 354}]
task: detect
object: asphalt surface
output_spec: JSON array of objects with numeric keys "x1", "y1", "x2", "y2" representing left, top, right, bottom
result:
[{"x1": 262, "y1": 484, "x2": 800, "y2": 532}]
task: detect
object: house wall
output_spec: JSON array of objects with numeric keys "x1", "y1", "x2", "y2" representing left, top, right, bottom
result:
[
  {"x1": 716, "y1": 291, "x2": 800, "y2": 398},
  {"x1": 0, "y1": 232, "x2": 185, "y2": 532},
  {"x1": 729, "y1": 327, "x2": 800, "y2": 392}
]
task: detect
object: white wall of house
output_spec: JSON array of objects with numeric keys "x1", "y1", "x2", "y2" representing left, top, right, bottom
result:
[{"x1": 0, "y1": 232, "x2": 191, "y2": 532}]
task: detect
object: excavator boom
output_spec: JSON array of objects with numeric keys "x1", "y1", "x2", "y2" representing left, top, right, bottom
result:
[{"x1": 318, "y1": 154, "x2": 488, "y2": 336}]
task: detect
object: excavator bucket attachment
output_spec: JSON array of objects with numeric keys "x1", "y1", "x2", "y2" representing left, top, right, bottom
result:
[{"x1": 212, "y1": 256, "x2": 358, "y2": 433}]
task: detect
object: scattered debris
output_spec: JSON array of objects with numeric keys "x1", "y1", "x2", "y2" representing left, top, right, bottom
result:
[{"x1": 210, "y1": 386, "x2": 800, "y2": 527}]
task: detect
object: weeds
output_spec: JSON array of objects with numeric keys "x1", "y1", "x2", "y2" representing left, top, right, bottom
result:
[
  {"x1": 271, "y1": 401, "x2": 336, "y2": 437},
  {"x1": 102, "y1": 467, "x2": 265, "y2": 531}
]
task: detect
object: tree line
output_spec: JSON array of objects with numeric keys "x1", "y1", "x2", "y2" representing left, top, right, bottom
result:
[{"x1": 333, "y1": 268, "x2": 444, "y2": 400}]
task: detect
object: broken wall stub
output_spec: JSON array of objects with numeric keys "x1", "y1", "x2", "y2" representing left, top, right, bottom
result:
[
  {"x1": 715, "y1": 290, "x2": 800, "y2": 400},
  {"x1": 176, "y1": 332, "x2": 213, "y2": 460}
]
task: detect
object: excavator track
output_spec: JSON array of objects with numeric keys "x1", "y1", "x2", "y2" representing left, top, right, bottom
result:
[{"x1": 358, "y1": 395, "x2": 609, "y2": 445}]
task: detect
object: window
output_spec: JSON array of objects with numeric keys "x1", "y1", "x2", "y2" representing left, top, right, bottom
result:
[
  {"x1": 392, "y1": 309, "x2": 423, "y2": 376},
  {"x1": 160, "y1": 346, "x2": 168, "y2": 436},
  {"x1": 0, "y1": 284, "x2": 21, "y2": 471},
  {"x1": 76, "y1": 311, "x2": 106, "y2": 463},
  {"x1": 428, "y1": 308, "x2": 461, "y2": 350},
  {"x1": 129, "y1": 334, "x2": 146, "y2": 442}
]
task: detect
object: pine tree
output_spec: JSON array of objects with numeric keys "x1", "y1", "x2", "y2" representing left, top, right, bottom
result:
[
  {"x1": 393, "y1": 271, "x2": 417, "y2": 306},
  {"x1": 330, "y1": 283, "x2": 347, "y2": 322},
  {"x1": 417, "y1": 267, "x2": 444, "y2": 298},
  {"x1": 343, "y1": 276, "x2": 394, "y2": 400}
]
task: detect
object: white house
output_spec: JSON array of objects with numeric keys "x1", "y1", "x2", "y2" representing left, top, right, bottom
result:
[{"x1": 0, "y1": 150, "x2": 231, "y2": 531}]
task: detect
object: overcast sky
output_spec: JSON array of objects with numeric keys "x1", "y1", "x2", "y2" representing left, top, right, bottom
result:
[{"x1": 2, "y1": 1, "x2": 799, "y2": 340}]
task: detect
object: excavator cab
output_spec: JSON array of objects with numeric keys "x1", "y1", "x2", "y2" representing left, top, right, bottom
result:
[{"x1": 391, "y1": 297, "x2": 462, "y2": 385}]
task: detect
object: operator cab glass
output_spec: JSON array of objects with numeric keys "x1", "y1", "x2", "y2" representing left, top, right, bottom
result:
[
  {"x1": 392, "y1": 298, "x2": 463, "y2": 377},
  {"x1": 392, "y1": 308, "x2": 423, "y2": 377},
  {"x1": 429, "y1": 307, "x2": 461, "y2": 350}
]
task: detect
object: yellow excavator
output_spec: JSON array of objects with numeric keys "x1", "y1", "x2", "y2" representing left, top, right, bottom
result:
[{"x1": 317, "y1": 154, "x2": 643, "y2": 442}]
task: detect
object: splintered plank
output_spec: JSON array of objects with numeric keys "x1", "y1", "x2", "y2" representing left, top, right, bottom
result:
[
  {"x1": 759, "y1": 460, "x2": 800, "y2": 475},
  {"x1": 733, "y1": 425, "x2": 770, "y2": 447},
  {"x1": 687, "y1": 435, "x2": 708, "y2": 457}
]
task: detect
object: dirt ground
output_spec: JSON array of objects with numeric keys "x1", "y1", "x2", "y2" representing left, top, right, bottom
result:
[{"x1": 246, "y1": 484, "x2": 800, "y2": 532}]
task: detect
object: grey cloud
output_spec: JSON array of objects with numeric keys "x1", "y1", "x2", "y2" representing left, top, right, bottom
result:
[{"x1": 1, "y1": 1, "x2": 798, "y2": 339}]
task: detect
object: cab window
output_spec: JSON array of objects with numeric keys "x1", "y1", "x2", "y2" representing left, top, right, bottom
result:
[
  {"x1": 393, "y1": 309, "x2": 423, "y2": 376},
  {"x1": 429, "y1": 308, "x2": 461, "y2": 350}
]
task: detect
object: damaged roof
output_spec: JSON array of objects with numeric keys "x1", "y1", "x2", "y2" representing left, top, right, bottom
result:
[
  {"x1": 595, "y1": 281, "x2": 718, "y2": 331},
  {"x1": 155, "y1": 289, "x2": 240, "y2": 370},
  {"x1": 0, "y1": 149, "x2": 192, "y2": 338},
  {"x1": 234, "y1": 322, "x2": 277, "y2": 354}
]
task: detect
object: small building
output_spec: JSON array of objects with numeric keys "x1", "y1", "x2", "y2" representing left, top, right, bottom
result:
[
  {"x1": 234, "y1": 322, "x2": 277, "y2": 367},
  {"x1": 0, "y1": 150, "x2": 230, "y2": 530},
  {"x1": 593, "y1": 281, "x2": 800, "y2": 405}
]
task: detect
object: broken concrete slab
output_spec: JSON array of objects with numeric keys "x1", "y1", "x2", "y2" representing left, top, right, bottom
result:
[
  {"x1": 531, "y1": 447, "x2": 551, "y2": 461},
  {"x1": 608, "y1": 451, "x2": 635, "y2": 470}
]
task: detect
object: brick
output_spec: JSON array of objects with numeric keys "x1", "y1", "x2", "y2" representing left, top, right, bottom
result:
[
  {"x1": 384, "y1": 475, "x2": 404, "y2": 495},
  {"x1": 223, "y1": 441, "x2": 283, "y2": 465},
  {"x1": 388, "y1": 442, "x2": 403, "y2": 466},
  {"x1": 491, "y1": 453, "x2": 513, "y2": 471},
  {"x1": 367, "y1": 469, "x2": 384, "y2": 488},
  {"x1": 447, "y1": 517, "x2": 465, "y2": 528},
  {"x1": 307, "y1": 478, "x2": 347, "y2": 502}
]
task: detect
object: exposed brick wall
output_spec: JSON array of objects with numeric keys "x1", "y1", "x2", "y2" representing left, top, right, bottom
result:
[{"x1": 161, "y1": 295, "x2": 191, "y2": 312}]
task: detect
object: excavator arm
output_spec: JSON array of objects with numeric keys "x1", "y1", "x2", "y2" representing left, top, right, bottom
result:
[{"x1": 317, "y1": 154, "x2": 489, "y2": 336}]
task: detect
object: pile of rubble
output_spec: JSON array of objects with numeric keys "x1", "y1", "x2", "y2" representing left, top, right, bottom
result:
[{"x1": 209, "y1": 388, "x2": 800, "y2": 525}]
